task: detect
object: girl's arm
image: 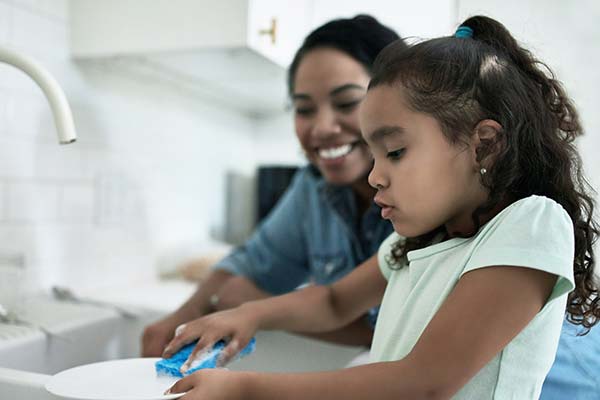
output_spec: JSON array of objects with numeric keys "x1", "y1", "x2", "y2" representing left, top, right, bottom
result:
[
  {"x1": 168, "y1": 265, "x2": 556, "y2": 400},
  {"x1": 251, "y1": 253, "x2": 385, "y2": 332},
  {"x1": 163, "y1": 254, "x2": 386, "y2": 366}
]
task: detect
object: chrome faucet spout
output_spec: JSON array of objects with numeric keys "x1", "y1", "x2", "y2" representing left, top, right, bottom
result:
[{"x1": 0, "y1": 46, "x2": 77, "y2": 144}]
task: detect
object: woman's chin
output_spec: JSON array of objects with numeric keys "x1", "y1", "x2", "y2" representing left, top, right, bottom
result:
[
  {"x1": 320, "y1": 168, "x2": 364, "y2": 186},
  {"x1": 316, "y1": 161, "x2": 370, "y2": 186}
]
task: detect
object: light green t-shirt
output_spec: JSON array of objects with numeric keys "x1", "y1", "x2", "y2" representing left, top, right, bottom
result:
[{"x1": 371, "y1": 195, "x2": 575, "y2": 399}]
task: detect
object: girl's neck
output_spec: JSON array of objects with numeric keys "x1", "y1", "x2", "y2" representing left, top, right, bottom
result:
[{"x1": 446, "y1": 195, "x2": 514, "y2": 238}]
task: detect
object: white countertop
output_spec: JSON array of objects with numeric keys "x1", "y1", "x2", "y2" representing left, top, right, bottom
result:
[
  {"x1": 75, "y1": 277, "x2": 198, "y2": 314},
  {"x1": 0, "y1": 277, "x2": 198, "y2": 359}
]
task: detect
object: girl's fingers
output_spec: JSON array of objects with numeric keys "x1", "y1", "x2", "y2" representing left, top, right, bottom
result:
[
  {"x1": 174, "y1": 323, "x2": 187, "y2": 337},
  {"x1": 162, "y1": 325, "x2": 198, "y2": 358},
  {"x1": 164, "y1": 374, "x2": 195, "y2": 396}
]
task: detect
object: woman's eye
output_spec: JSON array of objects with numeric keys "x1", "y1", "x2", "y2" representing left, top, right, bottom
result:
[
  {"x1": 386, "y1": 148, "x2": 405, "y2": 161},
  {"x1": 336, "y1": 100, "x2": 361, "y2": 112},
  {"x1": 295, "y1": 107, "x2": 315, "y2": 116}
]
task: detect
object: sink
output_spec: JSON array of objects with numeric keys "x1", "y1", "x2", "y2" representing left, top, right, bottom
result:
[
  {"x1": 0, "y1": 296, "x2": 160, "y2": 399},
  {"x1": 0, "y1": 291, "x2": 364, "y2": 399}
]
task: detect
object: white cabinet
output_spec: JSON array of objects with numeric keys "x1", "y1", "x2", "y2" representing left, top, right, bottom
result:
[
  {"x1": 309, "y1": 0, "x2": 457, "y2": 42},
  {"x1": 246, "y1": 0, "x2": 314, "y2": 68},
  {"x1": 69, "y1": 0, "x2": 314, "y2": 115}
]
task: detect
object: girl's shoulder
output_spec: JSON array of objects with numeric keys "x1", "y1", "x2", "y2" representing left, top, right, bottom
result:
[
  {"x1": 475, "y1": 195, "x2": 574, "y2": 251},
  {"x1": 491, "y1": 195, "x2": 571, "y2": 229}
]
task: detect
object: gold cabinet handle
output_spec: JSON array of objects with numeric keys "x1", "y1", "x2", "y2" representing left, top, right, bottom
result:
[{"x1": 258, "y1": 18, "x2": 277, "y2": 45}]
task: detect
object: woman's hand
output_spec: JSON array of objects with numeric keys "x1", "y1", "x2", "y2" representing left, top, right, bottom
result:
[
  {"x1": 166, "y1": 369, "x2": 251, "y2": 400},
  {"x1": 141, "y1": 314, "x2": 186, "y2": 357},
  {"x1": 162, "y1": 306, "x2": 259, "y2": 372}
]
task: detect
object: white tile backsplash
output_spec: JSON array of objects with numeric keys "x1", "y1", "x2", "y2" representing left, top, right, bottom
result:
[
  {"x1": 2, "y1": 0, "x2": 596, "y2": 294},
  {"x1": 2, "y1": 89, "x2": 51, "y2": 139},
  {"x1": 59, "y1": 182, "x2": 94, "y2": 222},
  {"x1": 0, "y1": 182, "x2": 4, "y2": 220},
  {"x1": 0, "y1": 138, "x2": 36, "y2": 177},
  {"x1": 32, "y1": 143, "x2": 83, "y2": 179},
  {"x1": 10, "y1": 3, "x2": 68, "y2": 58},
  {"x1": 0, "y1": 0, "x2": 292, "y2": 293},
  {"x1": 0, "y1": 2, "x2": 12, "y2": 44},
  {"x1": 5, "y1": 181, "x2": 60, "y2": 222}
]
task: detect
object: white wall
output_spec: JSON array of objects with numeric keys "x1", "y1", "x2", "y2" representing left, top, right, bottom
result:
[
  {"x1": 1, "y1": 0, "x2": 598, "y2": 297},
  {"x1": 0, "y1": 0, "x2": 261, "y2": 293},
  {"x1": 457, "y1": 0, "x2": 600, "y2": 196},
  {"x1": 253, "y1": 111, "x2": 302, "y2": 166},
  {"x1": 309, "y1": 0, "x2": 455, "y2": 40},
  {"x1": 259, "y1": 0, "x2": 600, "y2": 207}
]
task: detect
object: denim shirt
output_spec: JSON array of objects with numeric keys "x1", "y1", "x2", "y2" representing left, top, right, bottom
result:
[
  {"x1": 213, "y1": 166, "x2": 393, "y2": 297},
  {"x1": 540, "y1": 317, "x2": 600, "y2": 400}
]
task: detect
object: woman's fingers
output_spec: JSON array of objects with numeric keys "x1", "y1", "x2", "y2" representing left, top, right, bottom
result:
[{"x1": 180, "y1": 337, "x2": 217, "y2": 374}]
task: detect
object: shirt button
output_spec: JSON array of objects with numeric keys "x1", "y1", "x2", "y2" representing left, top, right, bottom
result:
[{"x1": 324, "y1": 262, "x2": 335, "y2": 275}]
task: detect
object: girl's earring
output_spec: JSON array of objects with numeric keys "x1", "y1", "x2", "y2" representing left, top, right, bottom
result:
[{"x1": 480, "y1": 167, "x2": 487, "y2": 175}]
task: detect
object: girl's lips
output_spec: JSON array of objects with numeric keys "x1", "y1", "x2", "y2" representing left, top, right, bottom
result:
[
  {"x1": 380, "y1": 206, "x2": 393, "y2": 219},
  {"x1": 374, "y1": 198, "x2": 393, "y2": 219}
]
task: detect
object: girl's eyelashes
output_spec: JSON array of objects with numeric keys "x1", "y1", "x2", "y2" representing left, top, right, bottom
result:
[{"x1": 386, "y1": 148, "x2": 406, "y2": 161}]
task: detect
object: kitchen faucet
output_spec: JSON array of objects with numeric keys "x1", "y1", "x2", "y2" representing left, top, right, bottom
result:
[
  {"x1": 0, "y1": 46, "x2": 77, "y2": 338},
  {"x1": 0, "y1": 45, "x2": 77, "y2": 144}
]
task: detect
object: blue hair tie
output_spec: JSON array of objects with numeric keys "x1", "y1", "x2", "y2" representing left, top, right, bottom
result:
[{"x1": 455, "y1": 26, "x2": 473, "y2": 38}]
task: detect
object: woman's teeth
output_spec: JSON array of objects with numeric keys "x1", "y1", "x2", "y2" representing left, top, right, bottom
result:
[{"x1": 318, "y1": 144, "x2": 353, "y2": 159}]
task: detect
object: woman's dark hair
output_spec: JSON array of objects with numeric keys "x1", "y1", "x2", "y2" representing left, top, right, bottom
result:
[
  {"x1": 372, "y1": 16, "x2": 599, "y2": 331},
  {"x1": 287, "y1": 15, "x2": 403, "y2": 95}
]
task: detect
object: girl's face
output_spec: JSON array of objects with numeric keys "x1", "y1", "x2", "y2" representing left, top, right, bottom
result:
[
  {"x1": 360, "y1": 85, "x2": 489, "y2": 237},
  {"x1": 293, "y1": 48, "x2": 372, "y2": 185}
]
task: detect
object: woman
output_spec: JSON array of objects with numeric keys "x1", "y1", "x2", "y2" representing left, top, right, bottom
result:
[{"x1": 142, "y1": 15, "x2": 404, "y2": 357}]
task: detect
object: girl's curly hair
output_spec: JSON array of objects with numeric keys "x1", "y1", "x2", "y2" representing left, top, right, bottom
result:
[{"x1": 371, "y1": 16, "x2": 599, "y2": 331}]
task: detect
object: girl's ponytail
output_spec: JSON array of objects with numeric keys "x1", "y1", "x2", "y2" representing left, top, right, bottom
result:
[{"x1": 460, "y1": 16, "x2": 580, "y2": 139}]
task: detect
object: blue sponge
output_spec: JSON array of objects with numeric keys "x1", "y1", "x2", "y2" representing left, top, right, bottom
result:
[{"x1": 155, "y1": 338, "x2": 256, "y2": 377}]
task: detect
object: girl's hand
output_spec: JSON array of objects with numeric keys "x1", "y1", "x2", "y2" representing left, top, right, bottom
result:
[
  {"x1": 166, "y1": 369, "x2": 250, "y2": 400},
  {"x1": 161, "y1": 306, "x2": 258, "y2": 372}
]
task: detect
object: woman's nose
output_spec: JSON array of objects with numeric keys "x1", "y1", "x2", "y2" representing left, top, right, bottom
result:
[{"x1": 311, "y1": 108, "x2": 341, "y2": 138}]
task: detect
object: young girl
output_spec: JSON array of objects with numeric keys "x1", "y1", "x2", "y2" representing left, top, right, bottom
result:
[{"x1": 163, "y1": 16, "x2": 599, "y2": 399}]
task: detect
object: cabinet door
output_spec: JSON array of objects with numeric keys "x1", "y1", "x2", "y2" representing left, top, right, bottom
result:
[
  {"x1": 310, "y1": 0, "x2": 455, "y2": 42},
  {"x1": 247, "y1": 0, "x2": 314, "y2": 68}
]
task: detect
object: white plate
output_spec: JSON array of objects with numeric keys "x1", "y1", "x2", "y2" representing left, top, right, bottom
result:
[{"x1": 45, "y1": 358, "x2": 185, "y2": 400}]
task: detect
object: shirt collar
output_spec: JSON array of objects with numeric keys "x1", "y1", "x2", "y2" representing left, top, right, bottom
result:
[{"x1": 311, "y1": 167, "x2": 381, "y2": 223}]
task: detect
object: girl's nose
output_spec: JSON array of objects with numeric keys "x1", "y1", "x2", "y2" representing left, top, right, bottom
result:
[{"x1": 368, "y1": 162, "x2": 387, "y2": 190}]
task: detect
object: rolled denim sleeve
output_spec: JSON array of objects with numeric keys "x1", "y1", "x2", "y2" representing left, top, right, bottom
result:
[{"x1": 213, "y1": 169, "x2": 310, "y2": 294}]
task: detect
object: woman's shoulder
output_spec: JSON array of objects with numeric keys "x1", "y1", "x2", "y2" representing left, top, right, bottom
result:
[
  {"x1": 276, "y1": 165, "x2": 321, "y2": 195},
  {"x1": 290, "y1": 165, "x2": 323, "y2": 187}
]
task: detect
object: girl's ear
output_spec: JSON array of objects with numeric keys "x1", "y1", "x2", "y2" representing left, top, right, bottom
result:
[{"x1": 471, "y1": 119, "x2": 503, "y2": 169}]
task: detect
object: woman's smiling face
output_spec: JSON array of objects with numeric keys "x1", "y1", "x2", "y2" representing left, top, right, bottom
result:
[
  {"x1": 292, "y1": 48, "x2": 372, "y2": 185},
  {"x1": 360, "y1": 84, "x2": 489, "y2": 238}
]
